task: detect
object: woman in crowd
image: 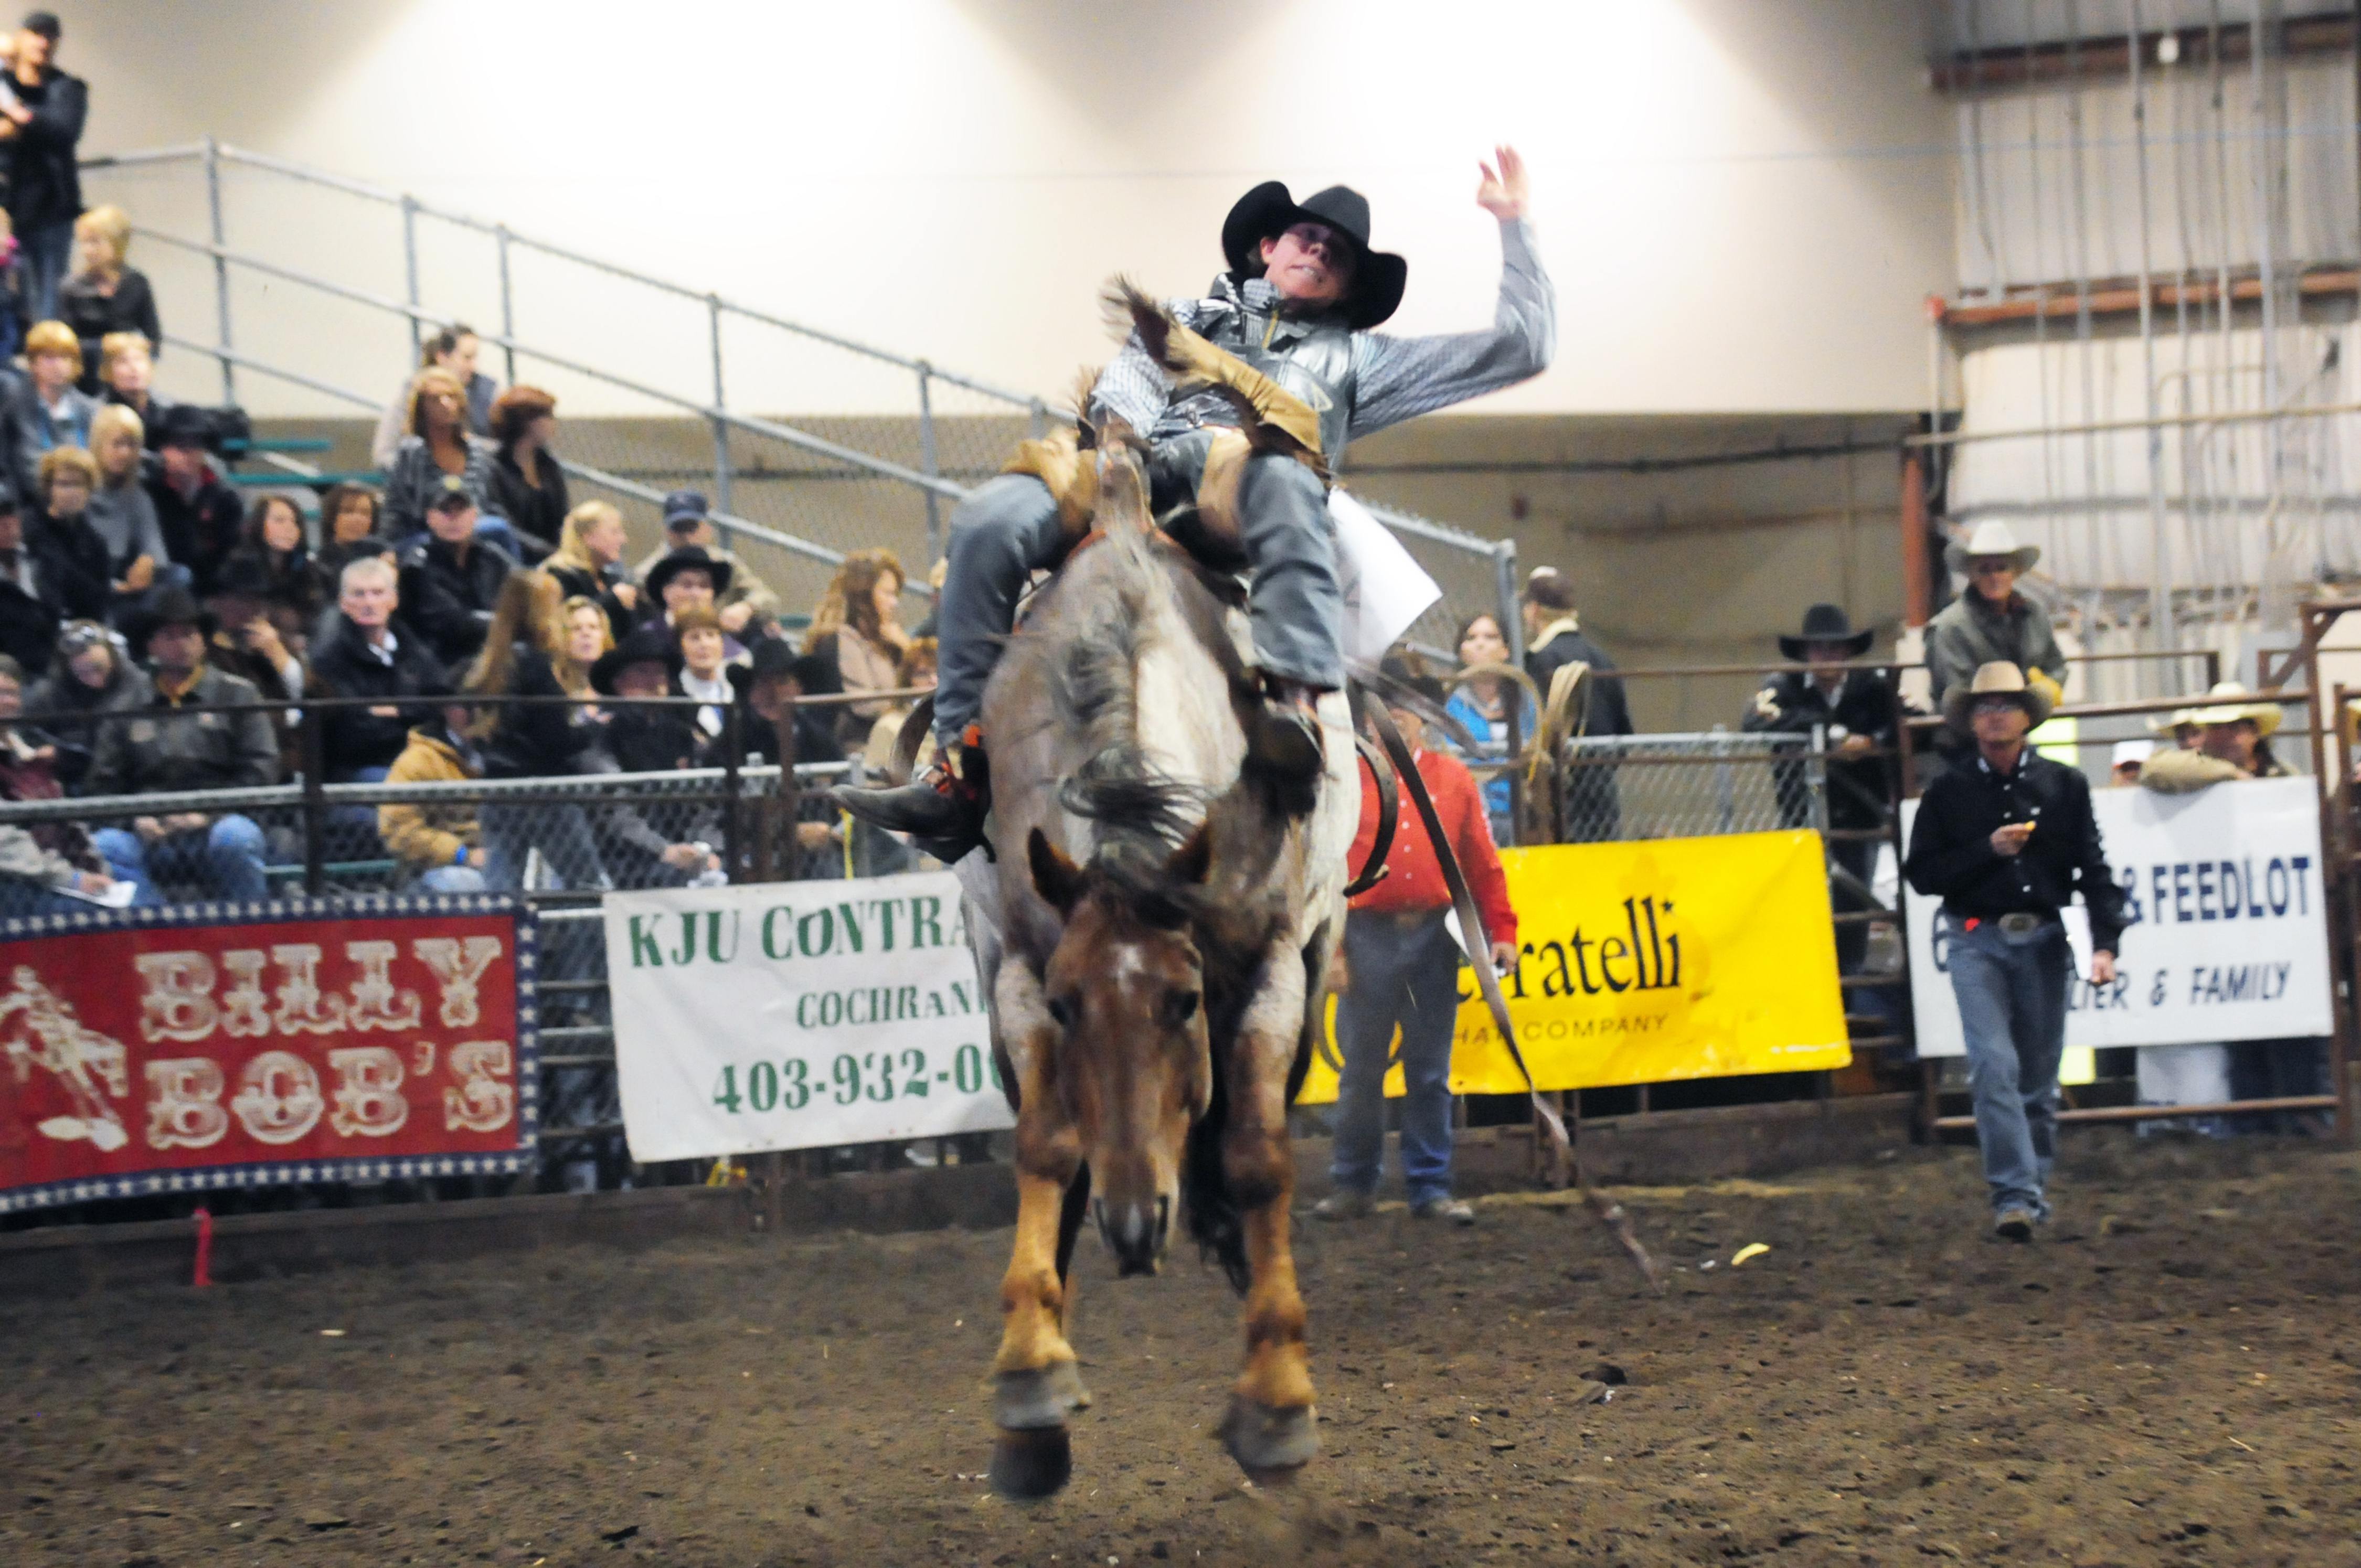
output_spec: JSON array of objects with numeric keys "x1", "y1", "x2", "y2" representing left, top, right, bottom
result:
[
  {"x1": 83, "y1": 404, "x2": 171, "y2": 598},
  {"x1": 371, "y1": 323, "x2": 495, "y2": 467},
  {"x1": 58, "y1": 206, "x2": 160, "y2": 394},
  {"x1": 22, "y1": 618, "x2": 148, "y2": 789},
  {"x1": 311, "y1": 481, "x2": 391, "y2": 587},
  {"x1": 485, "y1": 385, "x2": 569, "y2": 554},
  {"x1": 1444, "y1": 611, "x2": 1536, "y2": 845},
  {"x1": 672, "y1": 604, "x2": 737, "y2": 760},
  {"x1": 33, "y1": 444, "x2": 119, "y2": 625},
  {"x1": 802, "y1": 546, "x2": 908, "y2": 746},
  {"x1": 97, "y1": 330, "x2": 172, "y2": 444},
  {"x1": 556, "y1": 594, "x2": 612, "y2": 701},
  {"x1": 382, "y1": 367, "x2": 500, "y2": 540},
  {"x1": 544, "y1": 499, "x2": 640, "y2": 638},
  {"x1": 237, "y1": 491, "x2": 326, "y2": 626},
  {"x1": 465, "y1": 568, "x2": 608, "y2": 892},
  {"x1": 10, "y1": 319, "x2": 97, "y2": 502}
]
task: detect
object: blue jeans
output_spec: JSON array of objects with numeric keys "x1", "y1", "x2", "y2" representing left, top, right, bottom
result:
[
  {"x1": 20, "y1": 220, "x2": 72, "y2": 324},
  {"x1": 91, "y1": 815, "x2": 271, "y2": 903},
  {"x1": 1945, "y1": 915, "x2": 2071, "y2": 1219},
  {"x1": 482, "y1": 802, "x2": 609, "y2": 893},
  {"x1": 418, "y1": 865, "x2": 488, "y2": 893},
  {"x1": 327, "y1": 764, "x2": 391, "y2": 859},
  {"x1": 1330, "y1": 909, "x2": 1463, "y2": 1205}
]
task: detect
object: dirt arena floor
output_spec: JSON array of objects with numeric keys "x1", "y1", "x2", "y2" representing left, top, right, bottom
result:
[{"x1": 7, "y1": 1136, "x2": 2361, "y2": 1567}]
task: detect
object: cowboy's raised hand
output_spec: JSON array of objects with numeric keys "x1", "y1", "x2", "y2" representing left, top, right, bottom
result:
[{"x1": 1475, "y1": 145, "x2": 1528, "y2": 220}]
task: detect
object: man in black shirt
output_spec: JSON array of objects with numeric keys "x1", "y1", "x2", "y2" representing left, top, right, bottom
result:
[
  {"x1": 1906, "y1": 662, "x2": 2125, "y2": 1241},
  {"x1": 398, "y1": 477, "x2": 515, "y2": 666},
  {"x1": 145, "y1": 406, "x2": 244, "y2": 596}
]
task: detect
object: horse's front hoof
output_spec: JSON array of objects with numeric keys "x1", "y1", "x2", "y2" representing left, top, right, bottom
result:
[
  {"x1": 989, "y1": 1424, "x2": 1073, "y2": 1500},
  {"x1": 1218, "y1": 1396, "x2": 1318, "y2": 1481},
  {"x1": 992, "y1": 1361, "x2": 1092, "y2": 1429}
]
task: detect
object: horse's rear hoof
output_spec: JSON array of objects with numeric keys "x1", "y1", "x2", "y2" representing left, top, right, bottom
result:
[
  {"x1": 993, "y1": 1361, "x2": 1091, "y2": 1429},
  {"x1": 1219, "y1": 1396, "x2": 1318, "y2": 1481},
  {"x1": 990, "y1": 1424, "x2": 1073, "y2": 1500}
]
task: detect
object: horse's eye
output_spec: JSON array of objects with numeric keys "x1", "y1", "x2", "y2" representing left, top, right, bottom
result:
[
  {"x1": 1163, "y1": 989, "x2": 1200, "y2": 1028},
  {"x1": 1046, "y1": 996, "x2": 1076, "y2": 1030}
]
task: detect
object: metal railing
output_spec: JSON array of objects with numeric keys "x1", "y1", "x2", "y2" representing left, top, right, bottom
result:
[
  {"x1": 0, "y1": 689, "x2": 923, "y2": 1171},
  {"x1": 82, "y1": 140, "x2": 1519, "y2": 643}
]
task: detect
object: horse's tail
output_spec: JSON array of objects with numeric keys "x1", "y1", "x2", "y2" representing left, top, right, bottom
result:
[{"x1": 1181, "y1": 1026, "x2": 1251, "y2": 1293}]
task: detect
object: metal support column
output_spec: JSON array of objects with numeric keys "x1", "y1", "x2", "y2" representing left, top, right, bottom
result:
[
  {"x1": 401, "y1": 195, "x2": 422, "y2": 362},
  {"x1": 2130, "y1": 1, "x2": 2175, "y2": 676},
  {"x1": 1494, "y1": 539, "x2": 1524, "y2": 665},
  {"x1": 917, "y1": 362, "x2": 942, "y2": 566},
  {"x1": 708, "y1": 295, "x2": 732, "y2": 520},
  {"x1": 495, "y1": 225, "x2": 517, "y2": 384},
  {"x1": 203, "y1": 136, "x2": 235, "y2": 402}
]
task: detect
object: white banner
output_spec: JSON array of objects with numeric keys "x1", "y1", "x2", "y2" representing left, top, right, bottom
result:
[
  {"x1": 1904, "y1": 775, "x2": 2332, "y2": 1057},
  {"x1": 1330, "y1": 489, "x2": 1443, "y2": 666},
  {"x1": 604, "y1": 872, "x2": 1013, "y2": 1161}
]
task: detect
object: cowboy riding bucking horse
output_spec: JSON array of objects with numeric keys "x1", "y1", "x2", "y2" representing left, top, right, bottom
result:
[{"x1": 839, "y1": 146, "x2": 1556, "y2": 850}]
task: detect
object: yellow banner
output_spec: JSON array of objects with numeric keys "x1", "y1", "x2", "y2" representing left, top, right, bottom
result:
[{"x1": 1296, "y1": 830, "x2": 1850, "y2": 1103}]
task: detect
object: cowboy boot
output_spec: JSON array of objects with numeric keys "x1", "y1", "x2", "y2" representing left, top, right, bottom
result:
[
  {"x1": 835, "y1": 730, "x2": 991, "y2": 859},
  {"x1": 1246, "y1": 677, "x2": 1327, "y2": 785}
]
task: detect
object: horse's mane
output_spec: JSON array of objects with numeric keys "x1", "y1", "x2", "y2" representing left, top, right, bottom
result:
[{"x1": 1046, "y1": 503, "x2": 1210, "y2": 924}]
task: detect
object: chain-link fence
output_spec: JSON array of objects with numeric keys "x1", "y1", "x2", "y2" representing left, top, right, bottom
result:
[
  {"x1": 0, "y1": 692, "x2": 931, "y2": 1191},
  {"x1": 1540, "y1": 729, "x2": 1870, "y2": 846}
]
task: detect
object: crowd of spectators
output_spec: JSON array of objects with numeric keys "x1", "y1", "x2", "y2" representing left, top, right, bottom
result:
[{"x1": 0, "y1": 232, "x2": 958, "y2": 916}]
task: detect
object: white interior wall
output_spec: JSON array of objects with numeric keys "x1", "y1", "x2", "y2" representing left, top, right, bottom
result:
[
  {"x1": 1952, "y1": 56, "x2": 2359, "y2": 294},
  {"x1": 1949, "y1": 317, "x2": 2361, "y2": 593},
  {"x1": 59, "y1": 0, "x2": 1954, "y2": 419}
]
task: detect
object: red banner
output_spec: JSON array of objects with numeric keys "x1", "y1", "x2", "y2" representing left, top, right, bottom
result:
[{"x1": 0, "y1": 899, "x2": 537, "y2": 1212}]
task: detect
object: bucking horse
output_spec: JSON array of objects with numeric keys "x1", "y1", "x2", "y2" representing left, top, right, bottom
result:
[{"x1": 944, "y1": 287, "x2": 1361, "y2": 1498}]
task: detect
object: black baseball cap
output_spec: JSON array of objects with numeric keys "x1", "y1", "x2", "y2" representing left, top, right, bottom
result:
[
  {"x1": 22, "y1": 12, "x2": 58, "y2": 41},
  {"x1": 662, "y1": 488, "x2": 709, "y2": 530},
  {"x1": 426, "y1": 475, "x2": 476, "y2": 513}
]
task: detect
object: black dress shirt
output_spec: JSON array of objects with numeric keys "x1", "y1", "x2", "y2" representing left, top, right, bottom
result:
[{"x1": 1904, "y1": 746, "x2": 2128, "y2": 954}]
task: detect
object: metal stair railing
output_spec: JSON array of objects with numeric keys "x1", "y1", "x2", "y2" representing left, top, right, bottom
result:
[{"x1": 82, "y1": 137, "x2": 1517, "y2": 640}]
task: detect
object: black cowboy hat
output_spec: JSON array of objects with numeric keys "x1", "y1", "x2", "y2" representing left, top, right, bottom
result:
[
  {"x1": 1221, "y1": 181, "x2": 1408, "y2": 330},
  {"x1": 128, "y1": 583, "x2": 214, "y2": 649},
  {"x1": 589, "y1": 622, "x2": 681, "y2": 697},
  {"x1": 726, "y1": 635, "x2": 839, "y2": 700},
  {"x1": 644, "y1": 544, "x2": 733, "y2": 601},
  {"x1": 208, "y1": 550, "x2": 274, "y2": 602},
  {"x1": 1778, "y1": 603, "x2": 1875, "y2": 662},
  {"x1": 154, "y1": 403, "x2": 220, "y2": 453}
]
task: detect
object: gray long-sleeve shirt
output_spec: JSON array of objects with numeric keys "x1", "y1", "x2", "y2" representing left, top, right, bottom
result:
[
  {"x1": 1091, "y1": 215, "x2": 1555, "y2": 456},
  {"x1": 86, "y1": 478, "x2": 171, "y2": 574}
]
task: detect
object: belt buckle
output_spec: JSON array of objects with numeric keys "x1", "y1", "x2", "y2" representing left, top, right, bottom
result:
[{"x1": 1998, "y1": 913, "x2": 2042, "y2": 937}]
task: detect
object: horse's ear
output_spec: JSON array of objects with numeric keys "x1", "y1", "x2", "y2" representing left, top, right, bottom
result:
[
  {"x1": 1029, "y1": 827, "x2": 1084, "y2": 916},
  {"x1": 1166, "y1": 825, "x2": 1212, "y2": 887}
]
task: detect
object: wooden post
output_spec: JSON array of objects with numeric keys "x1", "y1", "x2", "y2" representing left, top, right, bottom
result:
[{"x1": 1900, "y1": 447, "x2": 1932, "y2": 630}]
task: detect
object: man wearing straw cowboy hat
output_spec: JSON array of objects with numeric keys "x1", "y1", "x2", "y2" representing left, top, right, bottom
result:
[
  {"x1": 1906, "y1": 662, "x2": 2126, "y2": 1241},
  {"x1": 2139, "y1": 681, "x2": 2292, "y2": 792},
  {"x1": 1924, "y1": 521, "x2": 2068, "y2": 714}
]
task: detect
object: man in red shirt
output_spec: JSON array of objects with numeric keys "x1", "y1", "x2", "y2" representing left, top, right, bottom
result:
[{"x1": 1316, "y1": 668, "x2": 1519, "y2": 1226}]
